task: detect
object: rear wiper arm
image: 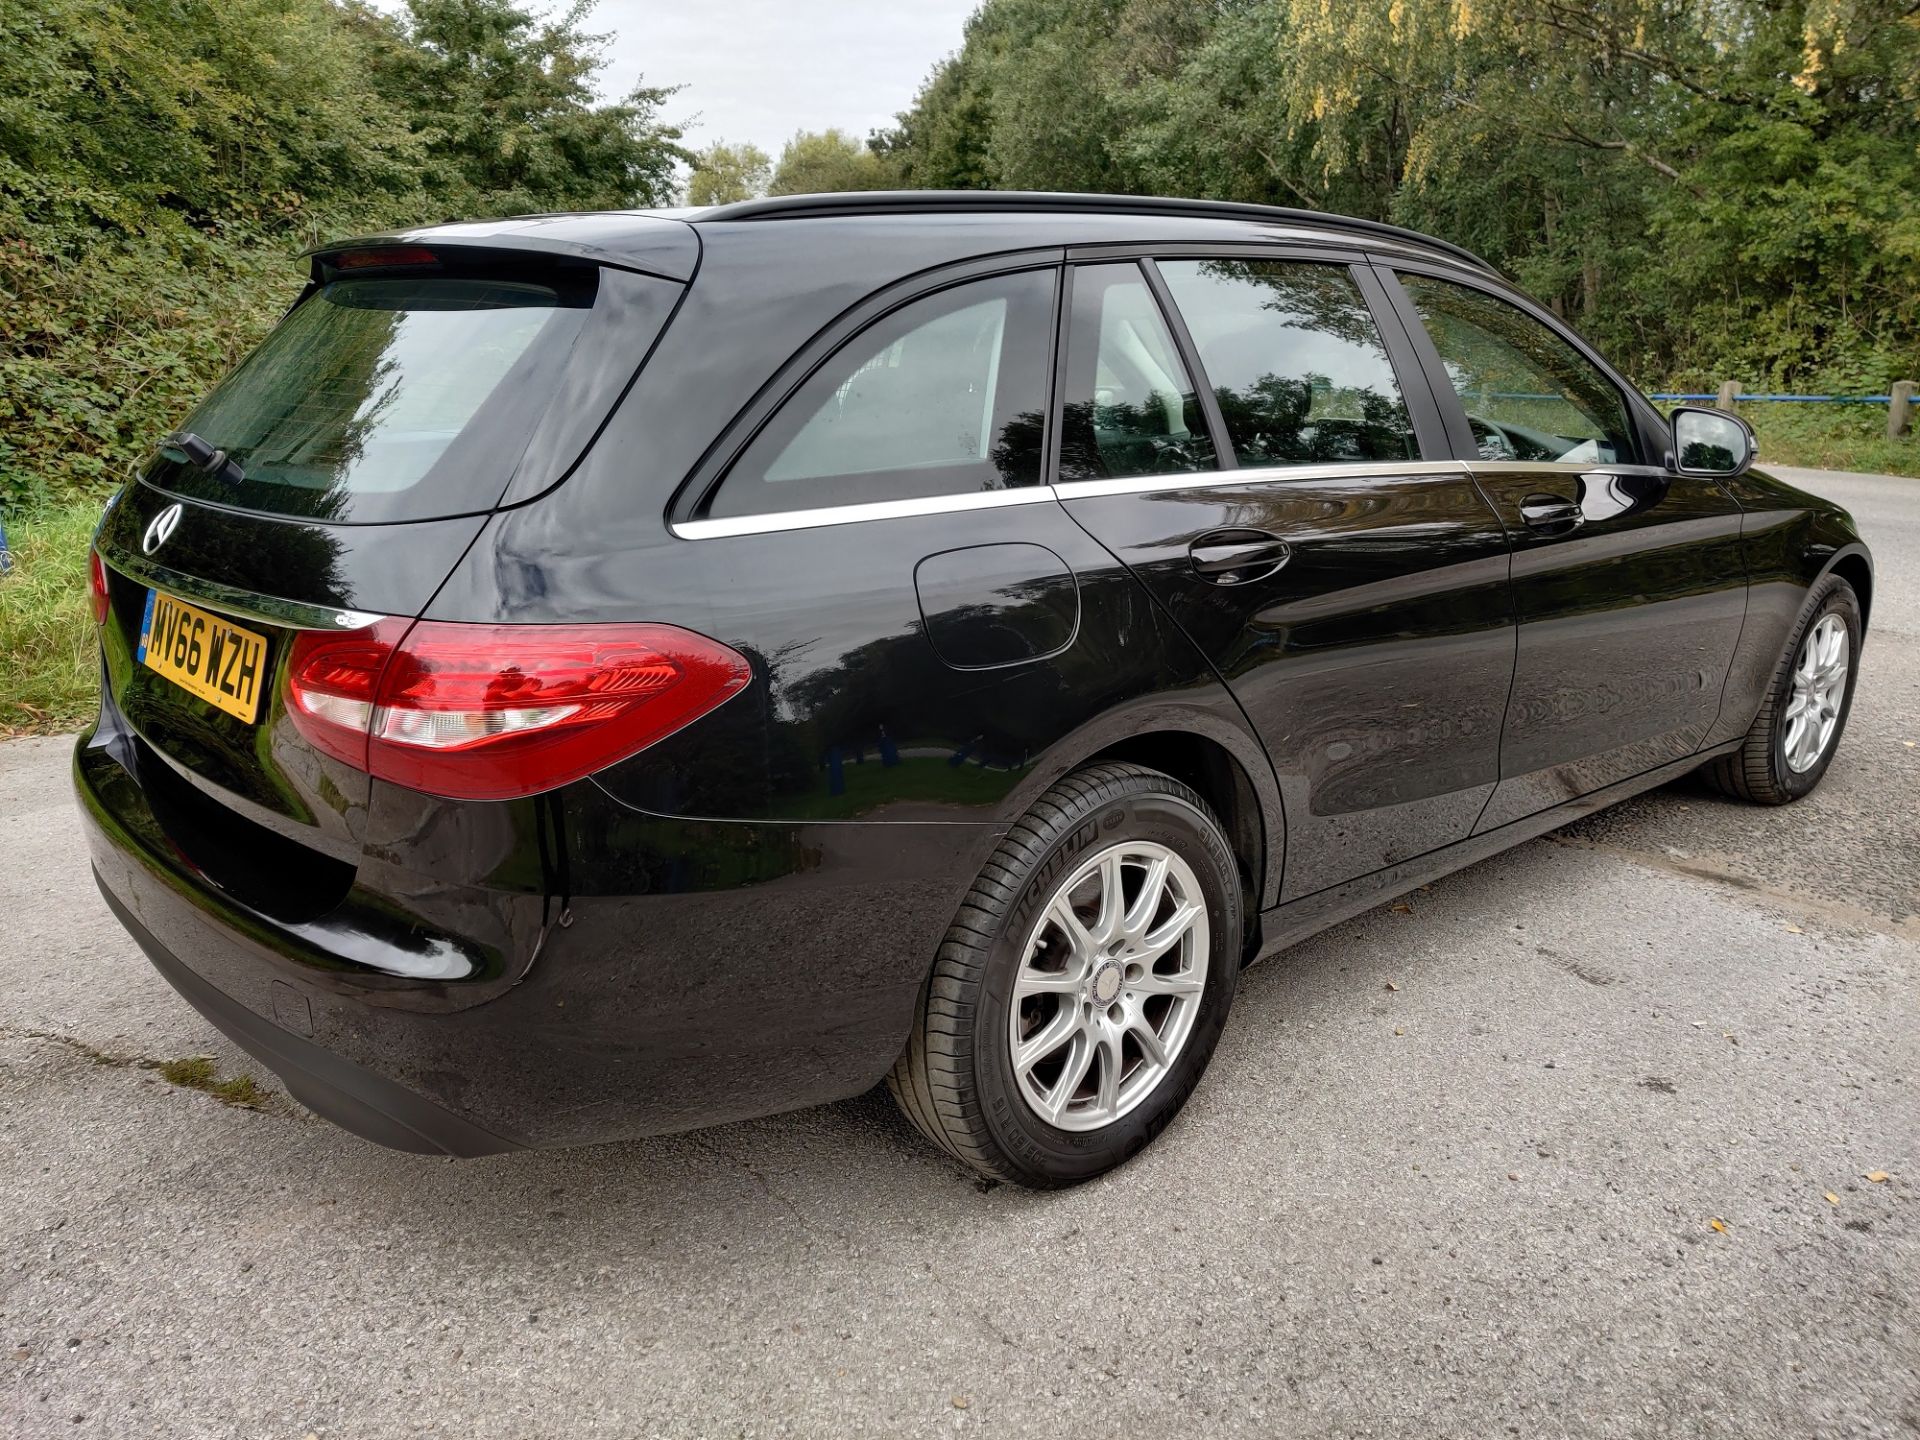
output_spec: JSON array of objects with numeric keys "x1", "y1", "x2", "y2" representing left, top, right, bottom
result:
[{"x1": 162, "y1": 431, "x2": 246, "y2": 486}]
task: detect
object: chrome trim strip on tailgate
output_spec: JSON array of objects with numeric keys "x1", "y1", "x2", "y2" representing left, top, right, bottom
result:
[{"x1": 105, "y1": 548, "x2": 384, "y2": 631}]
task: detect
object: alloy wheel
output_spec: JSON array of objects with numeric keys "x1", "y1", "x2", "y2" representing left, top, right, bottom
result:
[
  {"x1": 1007, "y1": 840, "x2": 1211, "y2": 1132},
  {"x1": 1784, "y1": 614, "x2": 1849, "y2": 773}
]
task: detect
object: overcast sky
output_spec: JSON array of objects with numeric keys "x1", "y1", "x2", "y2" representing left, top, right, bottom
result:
[
  {"x1": 614, "y1": 1, "x2": 975, "y2": 156},
  {"x1": 471, "y1": 0, "x2": 977, "y2": 160}
]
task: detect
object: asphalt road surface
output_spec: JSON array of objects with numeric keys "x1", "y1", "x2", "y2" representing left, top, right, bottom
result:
[{"x1": 3, "y1": 466, "x2": 1915, "y2": 1439}]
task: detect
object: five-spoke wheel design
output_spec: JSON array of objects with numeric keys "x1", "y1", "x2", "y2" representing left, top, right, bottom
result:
[
  {"x1": 1008, "y1": 840, "x2": 1209, "y2": 1131},
  {"x1": 1784, "y1": 613, "x2": 1849, "y2": 773}
]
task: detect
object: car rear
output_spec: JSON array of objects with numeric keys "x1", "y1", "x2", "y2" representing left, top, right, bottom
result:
[{"x1": 73, "y1": 225, "x2": 757, "y2": 1152}]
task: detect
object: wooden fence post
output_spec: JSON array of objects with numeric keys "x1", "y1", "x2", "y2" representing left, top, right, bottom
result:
[
  {"x1": 1716, "y1": 380, "x2": 1743, "y2": 409},
  {"x1": 1890, "y1": 381, "x2": 1916, "y2": 440}
]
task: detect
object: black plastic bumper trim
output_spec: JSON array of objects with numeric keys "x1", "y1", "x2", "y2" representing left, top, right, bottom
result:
[{"x1": 93, "y1": 869, "x2": 523, "y2": 1158}]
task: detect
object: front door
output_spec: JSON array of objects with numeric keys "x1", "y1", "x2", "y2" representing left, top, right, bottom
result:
[
  {"x1": 1383, "y1": 268, "x2": 1749, "y2": 830},
  {"x1": 1054, "y1": 255, "x2": 1517, "y2": 902}
]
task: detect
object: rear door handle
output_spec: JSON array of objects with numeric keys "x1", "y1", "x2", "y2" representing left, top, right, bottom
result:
[
  {"x1": 1519, "y1": 494, "x2": 1583, "y2": 532},
  {"x1": 1189, "y1": 531, "x2": 1292, "y2": 585}
]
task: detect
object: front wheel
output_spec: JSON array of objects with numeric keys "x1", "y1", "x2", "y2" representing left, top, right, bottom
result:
[
  {"x1": 888, "y1": 762, "x2": 1241, "y2": 1187},
  {"x1": 1702, "y1": 574, "x2": 1862, "y2": 804}
]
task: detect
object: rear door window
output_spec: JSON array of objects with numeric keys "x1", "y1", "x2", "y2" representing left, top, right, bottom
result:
[
  {"x1": 145, "y1": 260, "x2": 600, "y2": 522},
  {"x1": 1056, "y1": 263, "x2": 1217, "y2": 482},
  {"x1": 708, "y1": 269, "x2": 1055, "y2": 519},
  {"x1": 1157, "y1": 259, "x2": 1418, "y2": 467}
]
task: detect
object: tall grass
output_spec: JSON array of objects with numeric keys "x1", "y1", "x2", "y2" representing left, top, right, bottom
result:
[
  {"x1": 1743, "y1": 404, "x2": 1919, "y2": 478},
  {"x1": 0, "y1": 504, "x2": 102, "y2": 735}
]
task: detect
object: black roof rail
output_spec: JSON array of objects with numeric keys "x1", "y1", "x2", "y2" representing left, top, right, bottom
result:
[{"x1": 696, "y1": 190, "x2": 1497, "y2": 275}]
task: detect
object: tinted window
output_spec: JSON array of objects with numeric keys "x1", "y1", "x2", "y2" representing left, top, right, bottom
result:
[
  {"x1": 712, "y1": 269, "x2": 1053, "y2": 518},
  {"x1": 1057, "y1": 263, "x2": 1217, "y2": 482},
  {"x1": 148, "y1": 266, "x2": 598, "y2": 522},
  {"x1": 1400, "y1": 274, "x2": 1634, "y2": 464},
  {"x1": 1159, "y1": 259, "x2": 1417, "y2": 466}
]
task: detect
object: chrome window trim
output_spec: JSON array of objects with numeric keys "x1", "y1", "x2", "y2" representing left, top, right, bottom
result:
[
  {"x1": 672, "y1": 485, "x2": 1056, "y2": 539},
  {"x1": 674, "y1": 460, "x2": 1499, "y2": 537},
  {"x1": 1052, "y1": 459, "x2": 1471, "y2": 501},
  {"x1": 1465, "y1": 460, "x2": 1672, "y2": 480}
]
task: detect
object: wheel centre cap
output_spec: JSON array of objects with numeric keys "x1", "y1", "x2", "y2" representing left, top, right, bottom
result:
[{"x1": 1090, "y1": 961, "x2": 1123, "y2": 1005}]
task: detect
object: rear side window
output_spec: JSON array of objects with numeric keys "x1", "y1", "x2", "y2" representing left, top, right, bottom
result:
[
  {"x1": 1158, "y1": 259, "x2": 1417, "y2": 466},
  {"x1": 1057, "y1": 263, "x2": 1217, "y2": 483},
  {"x1": 146, "y1": 262, "x2": 599, "y2": 522},
  {"x1": 1398, "y1": 273, "x2": 1635, "y2": 464},
  {"x1": 709, "y1": 269, "x2": 1054, "y2": 519}
]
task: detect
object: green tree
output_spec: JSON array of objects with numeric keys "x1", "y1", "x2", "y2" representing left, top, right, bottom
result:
[
  {"x1": 0, "y1": 0, "x2": 694, "y2": 511},
  {"x1": 872, "y1": 54, "x2": 995, "y2": 190},
  {"x1": 686, "y1": 140, "x2": 772, "y2": 205},
  {"x1": 888, "y1": 0, "x2": 1920, "y2": 389},
  {"x1": 371, "y1": 0, "x2": 687, "y2": 216},
  {"x1": 768, "y1": 129, "x2": 901, "y2": 195}
]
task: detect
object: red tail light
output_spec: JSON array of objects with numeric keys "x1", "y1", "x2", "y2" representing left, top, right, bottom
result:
[
  {"x1": 89, "y1": 549, "x2": 111, "y2": 624},
  {"x1": 286, "y1": 620, "x2": 752, "y2": 801}
]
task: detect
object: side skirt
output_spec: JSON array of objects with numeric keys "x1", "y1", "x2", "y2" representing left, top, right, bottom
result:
[{"x1": 1251, "y1": 740, "x2": 1743, "y2": 963}]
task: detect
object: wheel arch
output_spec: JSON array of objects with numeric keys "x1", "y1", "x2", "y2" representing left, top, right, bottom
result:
[
  {"x1": 1823, "y1": 545, "x2": 1874, "y2": 634},
  {"x1": 998, "y1": 698, "x2": 1285, "y2": 936}
]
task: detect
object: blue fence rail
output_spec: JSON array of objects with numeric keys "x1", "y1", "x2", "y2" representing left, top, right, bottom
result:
[
  {"x1": 1649, "y1": 393, "x2": 1904, "y2": 404},
  {"x1": 1477, "y1": 391, "x2": 1907, "y2": 403}
]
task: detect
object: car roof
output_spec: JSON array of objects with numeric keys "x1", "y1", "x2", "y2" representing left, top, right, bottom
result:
[
  {"x1": 312, "y1": 191, "x2": 1496, "y2": 285},
  {"x1": 691, "y1": 191, "x2": 1496, "y2": 273}
]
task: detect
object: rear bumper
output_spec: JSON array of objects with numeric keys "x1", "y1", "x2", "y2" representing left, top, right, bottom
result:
[
  {"x1": 75, "y1": 727, "x2": 1001, "y2": 1155},
  {"x1": 94, "y1": 876, "x2": 518, "y2": 1155}
]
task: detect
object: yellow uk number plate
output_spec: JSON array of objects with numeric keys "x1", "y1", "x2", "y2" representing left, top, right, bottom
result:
[{"x1": 137, "y1": 589, "x2": 269, "y2": 724}]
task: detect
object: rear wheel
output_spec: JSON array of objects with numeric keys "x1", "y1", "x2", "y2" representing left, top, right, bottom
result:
[
  {"x1": 888, "y1": 762, "x2": 1241, "y2": 1187},
  {"x1": 1702, "y1": 574, "x2": 1862, "y2": 804}
]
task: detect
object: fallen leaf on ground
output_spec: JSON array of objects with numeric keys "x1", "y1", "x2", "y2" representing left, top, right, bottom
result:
[
  {"x1": 1385, "y1": 981, "x2": 1400, "y2": 991},
  {"x1": 1391, "y1": 902, "x2": 1413, "y2": 914},
  {"x1": 952, "y1": 1396, "x2": 970, "y2": 1410},
  {"x1": 1709, "y1": 1218, "x2": 1727, "y2": 1233},
  {"x1": 1784, "y1": 923, "x2": 1803, "y2": 934},
  {"x1": 1866, "y1": 1171, "x2": 1890, "y2": 1183},
  {"x1": 1825, "y1": 1192, "x2": 1841, "y2": 1205}
]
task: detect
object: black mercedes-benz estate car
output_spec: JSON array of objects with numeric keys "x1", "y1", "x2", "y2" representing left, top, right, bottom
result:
[{"x1": 77, "y1": 192, "x2": 1872, "y2": 1186}]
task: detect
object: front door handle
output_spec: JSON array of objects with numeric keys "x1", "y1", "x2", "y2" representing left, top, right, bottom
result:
[
  {"x1": 1189, "y1": 530, "x2": 1292, "y2": 585},
  {"x1": 1519, "y1": 493, "x2": 1583, "y2": 533}
]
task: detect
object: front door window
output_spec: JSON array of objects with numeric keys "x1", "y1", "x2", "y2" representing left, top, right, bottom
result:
[{"x1": 1398, "y1": 274, "x2": 1634, "y2": 464}]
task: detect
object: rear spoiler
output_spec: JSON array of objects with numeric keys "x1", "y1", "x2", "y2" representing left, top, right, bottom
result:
[{"x1": 306, "y1": 212, "x2": 701, "y2": 285}]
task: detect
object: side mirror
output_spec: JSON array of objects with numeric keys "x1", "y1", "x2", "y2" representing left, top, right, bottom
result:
[{"x1": 1670, "y1": 405, "x2": 1754, "y2": 478}]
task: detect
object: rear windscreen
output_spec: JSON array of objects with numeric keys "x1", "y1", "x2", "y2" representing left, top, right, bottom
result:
[{"x1": 145, "y1": 264, "x2": 598, "y2": 522}]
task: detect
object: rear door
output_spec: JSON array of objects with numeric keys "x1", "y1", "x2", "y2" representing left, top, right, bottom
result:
[
  {"x1": 1378, "y1": 265, "x2": 1748, "y2": 830},
  {"x1": 1053, "y1": 252, "x2": 1516, "y2": 902},
  {"x1": 641, "y1": 258, "x2": 1202, "y2": 830}
]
